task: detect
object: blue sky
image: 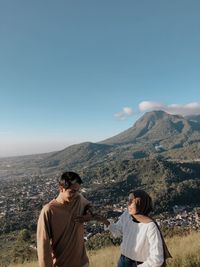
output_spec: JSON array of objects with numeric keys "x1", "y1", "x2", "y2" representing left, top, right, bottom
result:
[{"x1": 1, "y1": 0, "x2": 200, "y2": 157}]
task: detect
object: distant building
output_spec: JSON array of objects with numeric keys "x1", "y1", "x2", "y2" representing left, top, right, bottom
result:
[{"x1": 173, "y1": 205, "x2": 187, "y2": 214}]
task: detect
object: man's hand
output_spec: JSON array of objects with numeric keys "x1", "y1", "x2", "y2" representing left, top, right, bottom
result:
[
  {"x1": 74, "y1": 214, "x2": 110, "y2": 226},
  {"x1": 74, "y1": 214, "x2": 94, "y2": 223}
]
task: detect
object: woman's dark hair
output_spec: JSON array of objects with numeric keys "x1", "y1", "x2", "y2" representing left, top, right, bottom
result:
[
  {"x1": 129, "y1": 189, "x2": 153, "y2": 215},
  {"x1": 59, "y1": 171, "x2": 83, "y2": 189}
]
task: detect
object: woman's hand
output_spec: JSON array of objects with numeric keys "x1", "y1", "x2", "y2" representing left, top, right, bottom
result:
[{"x1": 93, "y1": 215, "x2": 110, "y2": 226}]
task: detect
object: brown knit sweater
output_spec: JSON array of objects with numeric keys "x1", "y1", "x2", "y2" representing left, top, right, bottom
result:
[{"x1": 37, "y1": 194, "x2": 90, "y2": 267}]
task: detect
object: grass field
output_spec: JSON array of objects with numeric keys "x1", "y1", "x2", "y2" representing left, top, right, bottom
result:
[{"x1": 7, "y1": 231, "x2": 200, "y2": 267}]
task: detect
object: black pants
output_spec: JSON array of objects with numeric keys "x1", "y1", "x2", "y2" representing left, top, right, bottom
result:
[{"x1": 117, "y1": 255, "x2": 143, "y2": 267}]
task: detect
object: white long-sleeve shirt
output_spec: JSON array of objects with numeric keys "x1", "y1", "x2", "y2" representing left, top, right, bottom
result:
[{"x1": 105, "y1": 211, "x2": 164, "y2": 267}]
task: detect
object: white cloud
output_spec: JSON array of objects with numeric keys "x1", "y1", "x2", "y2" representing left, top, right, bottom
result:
[
  {"x1": 114, "y1": 107, "x2": 134, "y2": 120},
  {"x1": 139, "y1": 101, "x2": 163, "y2": 112},
  {"x1": 138, "y1": 101, "x2": 200, "y2": 116}
]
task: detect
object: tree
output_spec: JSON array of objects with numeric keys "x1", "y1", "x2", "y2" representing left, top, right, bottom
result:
[{"x1": 17, "y1": 229, "x2": 31, "y2": 242}]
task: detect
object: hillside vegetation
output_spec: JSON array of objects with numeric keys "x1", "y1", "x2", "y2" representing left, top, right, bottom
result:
[
  {"x1": 1, "y1": 157, "x2": 200, "y2": 237},
  {"x1": 82, "y1": 157, "x2": 200, "y2": 213},
  {"x1": 7, "y1": 231, "x2": 200, "y2": 267}
]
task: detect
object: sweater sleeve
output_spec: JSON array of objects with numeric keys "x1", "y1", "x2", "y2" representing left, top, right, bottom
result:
[
  {"x1": 79, "y1": 193, "x2": 91, "y2": 215},
  {"x1": 37, "y1": 205, "x2": 54, "y2": 267},
  {"x1": 105, "y1": 212, "x2": 125, "y2": 238},
  {"x1": 138, "y1": 223, "x2": 164, "y2": 267}
]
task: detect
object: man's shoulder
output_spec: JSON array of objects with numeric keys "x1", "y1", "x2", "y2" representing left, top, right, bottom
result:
[
  {"x1": 76, "y1": 193, "x2": 90, "y2": 214},
  {"x1": 77, "y1": 193, "x2": 89, "y2": 203},
  {"x1": 41, "y1": 199, "x2": 57, "y2": 212}
]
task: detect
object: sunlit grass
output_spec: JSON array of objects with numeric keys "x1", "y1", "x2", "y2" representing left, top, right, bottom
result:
[
  {"x1": 8, "y1": 263, "x2": 38, "y2": 267},
  {"x1": 7, "y1": 231, "x2": 200, "y2": 267},
  {"x1": 88, "y1": 245, "x2": 120, "y2": 267},
  {"x1": 166, "y1": 231, "x2": 200, "y2": 267}
]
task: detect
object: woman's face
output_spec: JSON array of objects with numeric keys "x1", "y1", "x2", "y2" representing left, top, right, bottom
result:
[{"x1": 128, "y1": 193, "x2": 137, "y2": 215}]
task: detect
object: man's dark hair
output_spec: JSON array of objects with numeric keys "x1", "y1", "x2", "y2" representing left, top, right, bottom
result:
[{"x1": 59, "y1": 171, "x2": 83, "y2": 189}]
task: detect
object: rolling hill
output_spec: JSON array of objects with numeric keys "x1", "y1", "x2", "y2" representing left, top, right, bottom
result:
[
  {"x1": 38, "y1": 110, "x2": 200, "y2": 171},
  {"x1": 1, "y1": 110, "x2": 200, "y2": 181}
]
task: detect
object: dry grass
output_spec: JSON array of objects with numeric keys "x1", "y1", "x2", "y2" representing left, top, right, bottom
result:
[
  {"x1": 8, "y1": 231, "x2": 200, "y2": 267},
  {"x1": 8, "y1": 263, "x2": 38, "y2": 267},
  {"x1": 8, "y1": 246, "x2": 120, "y2": 267},
  {"x1": 88, "y1": 245, "x2": 120, "y2": 267},
  {"x1": 166, "y1": 231, "x2": 200, "y2": 267}
]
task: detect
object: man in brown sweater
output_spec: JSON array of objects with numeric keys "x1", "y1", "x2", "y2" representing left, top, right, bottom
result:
[{"x1": 37, "y1": 171, "x2": 92, "y2": 267}]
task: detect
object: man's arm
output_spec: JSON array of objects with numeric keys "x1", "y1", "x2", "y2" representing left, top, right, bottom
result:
[
  {"x1": 75, "y1": 194, "x2": 111, "y2": 225},
  {"x1": 37, "y1": 206, "x2": 53, "y2": 267}
]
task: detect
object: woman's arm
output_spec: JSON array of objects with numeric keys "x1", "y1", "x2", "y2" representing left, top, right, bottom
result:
[
  {"x1": 102, "y1": 213, "x2": 125, "y2": 238},
  {"x1": 138, "y1": 223, "x2": 164, "y2": 267}
]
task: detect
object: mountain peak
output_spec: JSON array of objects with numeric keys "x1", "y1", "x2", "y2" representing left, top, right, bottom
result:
[
  {"x1": 137, "y1": 110, "x2": 183, "y2": 122},
  {"x1": 135, "y1": 110, "x2": 168, "y2": 126},
  {"x1": 101, "y1": 110, "x2": 200, "y2": 147}
]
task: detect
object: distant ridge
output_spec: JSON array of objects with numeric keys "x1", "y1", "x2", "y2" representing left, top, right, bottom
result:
[
  {"x1": 32, "y1": 110, "x2": 200, "y2": 171},
  {"x1": 100, "y1": 110, "x2": 200, "y2": 149},
  {"x1": 1, "y1": 110, "x2": 200, "y2": 180}
]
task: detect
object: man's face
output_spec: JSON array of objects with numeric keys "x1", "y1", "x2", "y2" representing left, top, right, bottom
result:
[{"x1": 61, "y1": 183, "x2": 81, "y2": 202}]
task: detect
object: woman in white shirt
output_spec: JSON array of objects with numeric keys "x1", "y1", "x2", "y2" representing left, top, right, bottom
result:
[{"x1": 99, "y1": 190, "x2": 170, "y2": 267}]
